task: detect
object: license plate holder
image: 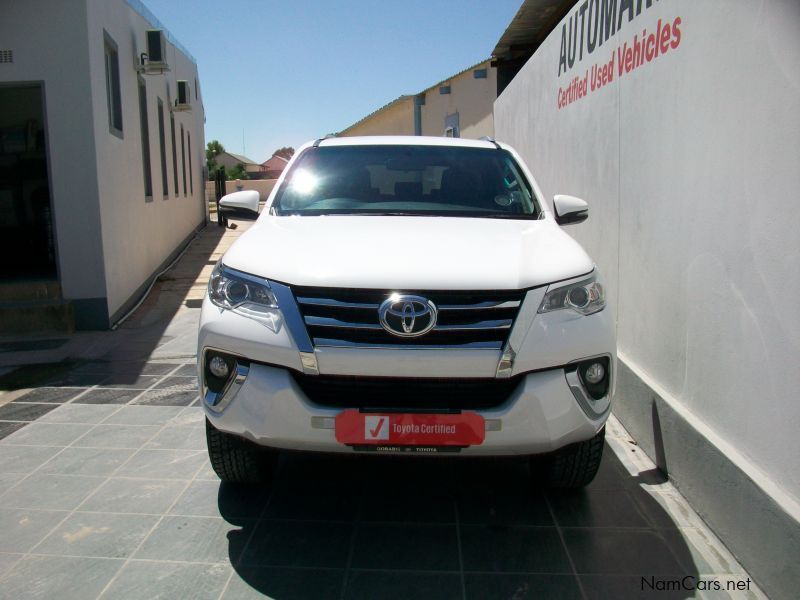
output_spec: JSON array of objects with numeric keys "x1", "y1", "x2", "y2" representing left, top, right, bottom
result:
[{"x1": 335, "y1": 410, "x2": 485, "y2": 447}]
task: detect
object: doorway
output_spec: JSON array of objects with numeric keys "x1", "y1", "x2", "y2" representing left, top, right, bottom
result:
[{"x1": 0, "y1": 84, "x2": 56, "y2": 281}]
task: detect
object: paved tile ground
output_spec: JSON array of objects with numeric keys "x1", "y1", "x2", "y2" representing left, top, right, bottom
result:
[
  {"x1": 0, "y1": 360, "x2": 764, "y2": 599},
  {"x1": 0, "y1": 221, "x2": 766, "y2": 599}
]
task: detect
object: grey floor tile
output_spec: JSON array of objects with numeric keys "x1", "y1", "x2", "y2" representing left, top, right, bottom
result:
[
  {"x1": 344, "y1": 570, "x2": 461, "y2": 600},
  {"x1": 240, "y1": 520, "x2": 353, "y2": 568},
  {"x1": 563, "y1": 528, "x2": 686, "y2": 575},
  {"x1": 1, "y1": 473, "x2": 104, "y2": 510},
  {"x1": 133, "y1": 389, "x2": 198, "y2": 406},
  {"x1": 458, "y1": 489, "x2": 553, "y2": 526},
  {"x1": 100, "y1": 374, "x2": 163, "y2": 389},
  {"x1": 0, "y1": 555, "x2": 123, "y2": 600},
  {"x1": 464, "y1": 573, "x2": 582, "y2": 600},
  {"x1": 224, "y1": 567, "x2": 344, "y2": 600},
  {"x1": 145, "y1": 426, "x2": 206, "y2": 450},
  {"x1": 42, "y1": 372, "x2": 110, "y2": 387},
  {"x1": 0, "y1": 472, "x2": 25, "y2": 490},
  {"x1": 100, "y1": 561, "x2": 230, "y2": 600},
  {"x1": 195, "y1": 459, "x2": 220, "y2": 481},
  {"x1": 167, "y1": 407, "x2": 205, "y2": 427},
  {"x1": 34, "y1": 512, "x2": 158, "y2": 558},
  {"x1": 153, "y1": 376, "x2": 198, "y2": 391},
  {"x1": 661, "y1": 527, "x2": 746, "y2": 575},
  {"x1": 174, "y1": 364, "x2": 199, "y2": 377},
  {"x1": 0, "y1": 422, "x2": 93, "y2": 447},
  {"x1": 134, "y1": 515, "x2": 242, "y2": 564},
  {"x1": 71, "y1": 388, "x2": 142, "y2": 405},
  {"x1": 350, "y1": 523, "x2": 459, "y2": 571},
  {"x1": 0, "y1": 421, "x2": 26, "y2": 441},
  {"x1": 0, "y1": 552, "x2": 23, "y2": 578},
  {"x1": 114, "y1": 449, "x2": 206, "y2": 479},
  {"x1": 71, "y1": 424, "x2": 160, "y2": 449},
  {"x1": 36, "y1": 403, "x2": 120, "y2": 425},
  {"x1": 460, "y1": 524, "x2": 572, "y2": 573},
  {"x1": 78, "y1": 478, "x2": 187, "y2": 514},
  {"x1": 101, "y1": 405, "x2": 183, "y2": 426},
  {"x1": 580, "y1": 574, "x2": 691, "y2": 599},
  {"x1": 12, "y1": 387, "x2": 87, "y2": 404},
  {"x1": 37, "y1": 447, "x2": 135, "y2": 477},
  {"x1": 361, "y1": 488, "x2": 455, "y2": 523},
  {"x1": 171, "y1": 480, "x2": 268, "y2": 519},
  {"x1": 0, "y1": 445, "x2": 61, "y2": 473},
  {"x1": 548, "y1": 489, "x2": 651, "y2": 528},
  {"x1": 631, "y1": 489, "x2": 708, "y2": 529},
  {"x1": 0, "y1": 508, "x2": 68, "y2": 553},
  {"x1": 265, "y1": 488, "x2": 360, "y2": 522},
  {"x1": 0, "y1": 402, "x2": 58, "y2": 421}
]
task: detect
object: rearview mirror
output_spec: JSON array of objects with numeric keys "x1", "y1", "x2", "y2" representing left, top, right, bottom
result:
[{"x1": 553, "y1": 195, "x2": 588, "y2": 225}]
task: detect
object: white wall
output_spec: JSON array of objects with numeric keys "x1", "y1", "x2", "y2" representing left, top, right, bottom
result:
[
  {"x1": 0, "y1": 0, "x2": 107, "y2": 302},
  {"x1": 496, "y1": 0, "x2": 800, "y2": 505},
  {"x1": 86, "y1": 0, "x2": 206, "y2": 319}
]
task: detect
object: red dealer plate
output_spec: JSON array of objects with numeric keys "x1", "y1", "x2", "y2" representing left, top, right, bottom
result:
[{"x1": 335, "y1": 410, "x2": 485, "y2": 447}]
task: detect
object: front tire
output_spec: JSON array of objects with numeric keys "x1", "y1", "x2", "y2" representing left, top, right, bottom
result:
[
  {"x1": 532, "y1": 427, "x2": 605, "y2": 489},
  {"x1": 205, "y1": 419, "x2": 278, "y2": 484}
]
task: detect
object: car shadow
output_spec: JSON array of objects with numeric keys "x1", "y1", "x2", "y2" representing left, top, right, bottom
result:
[{"x1": 218, "y1": 445, "x2": 700, "y2": 599}]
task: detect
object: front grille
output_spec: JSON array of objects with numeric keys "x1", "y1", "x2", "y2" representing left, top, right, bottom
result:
[
  {"x1": 292, "y1": 373, "x2": 521, "y2": 411},
  {"x1": 292, "y1": 287, "x2": 525, "y2": 349}
]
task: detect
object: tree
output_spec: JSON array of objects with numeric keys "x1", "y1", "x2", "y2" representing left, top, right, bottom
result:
[
  {"x1": 226, "y1": 163, "x2": 248, "y2": 181},
  {"x1": 273, "y1": 146, "x2": 294, "y2": 160},
  {"x1": 206, "y1": 140, "x2": 225, "y2": 180}
]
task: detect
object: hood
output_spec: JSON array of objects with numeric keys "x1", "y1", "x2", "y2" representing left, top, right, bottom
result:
[{"x1": 221, "y1": 215, "x2": 593, "y2": 290}]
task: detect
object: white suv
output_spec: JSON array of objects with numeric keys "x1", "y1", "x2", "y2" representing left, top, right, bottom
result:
[{"x1": 199, "y1": 136, "x2": 615, "y2": 488}]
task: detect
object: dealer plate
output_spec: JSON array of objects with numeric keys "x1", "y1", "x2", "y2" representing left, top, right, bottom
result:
[{"x1": 335, "y1": 410, "x2": 485, "y2": 447}]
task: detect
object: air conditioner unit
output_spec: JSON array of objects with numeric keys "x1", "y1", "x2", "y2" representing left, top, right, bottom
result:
[
  {"x1": 173, "y1": 80, "x2": 191, "y2": 111},
  {"x1": 138, "y1": 29, "x2": 169, "y2": 73}
]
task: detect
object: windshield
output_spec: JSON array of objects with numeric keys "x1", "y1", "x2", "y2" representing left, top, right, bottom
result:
[{"x1": 270, "y1": 145, "x2": 540, "y2": 218}]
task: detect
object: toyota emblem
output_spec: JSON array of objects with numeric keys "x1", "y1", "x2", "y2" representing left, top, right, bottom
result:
[{"x1": 378, "y1": 294, "x2": 438, "y2": 338}]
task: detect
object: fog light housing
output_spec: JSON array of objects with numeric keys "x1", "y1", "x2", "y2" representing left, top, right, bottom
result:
[
  {"x1": 208, "y1": 355, "x2": 230, "y2": 379},
  {"x1": 204, "y1": 351, "x2": 237, "y2": 394},
  {"x1": 577, "y1": 357, "x2": 611, "y2": 400},
  {"x1": 583, "y1": 362, "x2": 605, "y2": 384}
]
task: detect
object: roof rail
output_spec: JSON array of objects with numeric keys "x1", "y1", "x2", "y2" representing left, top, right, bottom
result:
[
  {"x1": 312, "y1": 133, "x2": 337, "y2": 148},
  {"x1": 479, "y1": 136, "x2": 502, "y2": 150}
]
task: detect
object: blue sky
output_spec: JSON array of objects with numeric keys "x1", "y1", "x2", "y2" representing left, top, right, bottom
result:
[{"x1": 142, "y1": 0, "x2": 522, "y2": 163}]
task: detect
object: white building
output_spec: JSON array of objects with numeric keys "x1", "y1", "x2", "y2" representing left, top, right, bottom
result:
[
  {"x1": 493, "y1": 1, "x2": 800, "y2": 597},
  {"x1": 0, "y1": 0, "x2": 205, "y2": 330}
]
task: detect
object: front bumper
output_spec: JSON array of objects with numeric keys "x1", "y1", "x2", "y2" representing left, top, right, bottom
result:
[
  {"x1": 199, "y1": 281, "x2": 615, "y2": 456},
  {"x1": 204, "y1": 361, "x2": 608, "y2": 455}
]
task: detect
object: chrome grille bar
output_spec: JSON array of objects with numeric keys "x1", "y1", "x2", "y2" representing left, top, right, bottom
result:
[
  {"x1": 437, "y1": 300, "x2": 520, "y2": 310},
  {"x1": 434, "y1": 319, "x2": 513, "y2": 331},
  {"x1": 297, "y1": 297, "x2": 379, "y2": 309},
  {"x1": 304, "y1": 316, "x2": 383, "y2": 330}
]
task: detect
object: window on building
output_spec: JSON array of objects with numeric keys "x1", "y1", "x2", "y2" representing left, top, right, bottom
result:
[
  {"x1": 104, "y1": 33, "x2": 123, "y2": 136},
  {"x1": 187, "y1": 131, "x2": 193, "y2": 195},
  {"x1": 181, "y1": 124, "x2": 187, "y2": 196},
  {"x1": 137, "y1": 77, "x2": 152, "y2": 199},
  {"x1": 170, "y1": 113, "x2": 178, "y2": 195},
  {"x1": 157, "y1": 98, "x2": 168, "y2": 197},
  {"x1": 439, "y1": 85, "x2": 451, "y2": 95},
  {"x1": 473, "y1": 68, "x2": 488, "y2": 79}
]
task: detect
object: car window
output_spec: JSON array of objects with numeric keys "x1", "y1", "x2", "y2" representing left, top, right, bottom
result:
[{"x1": 271, "y1": 145, "x2": 540, "y2": 218}]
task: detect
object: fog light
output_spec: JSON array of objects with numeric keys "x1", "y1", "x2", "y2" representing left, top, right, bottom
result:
[
  {"x1": 584, "y1": 362, "x2": 605, "y2": 384},
  {"x1": 208, "y1": 355, "x2": 230, "y2": 378}
]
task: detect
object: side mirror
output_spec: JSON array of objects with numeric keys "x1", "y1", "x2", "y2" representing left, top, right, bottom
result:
[
  {"x1": 553, "y1": 194, "x2": 588, "y2": 225},
  {"x1": 218, "y1": 190, "x2": 260, "y2": 220}
]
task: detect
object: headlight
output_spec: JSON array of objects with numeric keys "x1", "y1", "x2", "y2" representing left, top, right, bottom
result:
[
  {"x1": 538, "y1": 275, "x2": 605, "y2": 316},
  {"x1": 208, "y1": 263, "x2": 282, "y2": 332}
]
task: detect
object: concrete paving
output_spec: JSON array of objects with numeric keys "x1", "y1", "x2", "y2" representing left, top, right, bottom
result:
[{"x1": 0, "y1": 219, "x2": 765, "y2": 599}]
